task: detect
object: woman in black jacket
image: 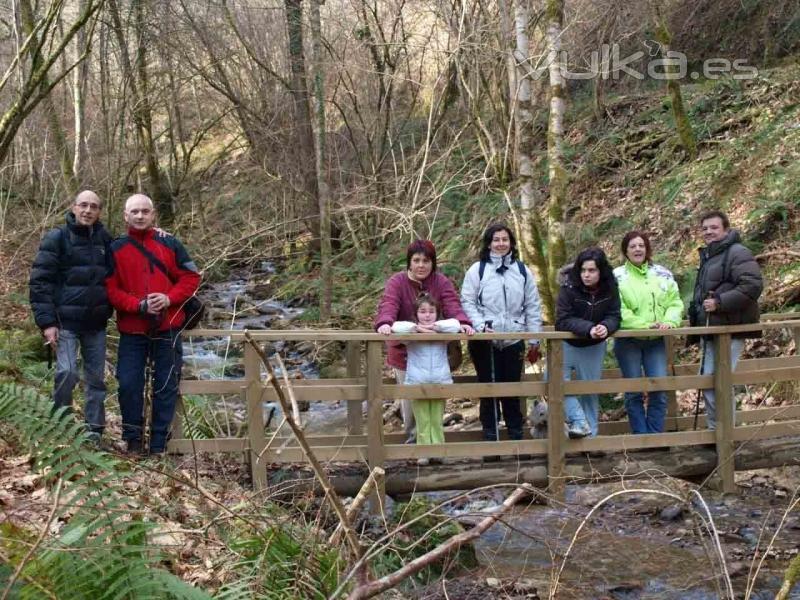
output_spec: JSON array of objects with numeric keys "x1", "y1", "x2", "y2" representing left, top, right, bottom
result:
[{"x1": 555, "y1": 247, "x2": 621, "y2": 438}]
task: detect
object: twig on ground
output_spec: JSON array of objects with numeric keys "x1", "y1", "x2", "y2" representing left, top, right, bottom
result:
[
  {"x1": 345, "y1": 483, "x2": 535, "y2": 600},
  {"x1": 329, "y1": 467, "x2": 385, "y2": 546},
  {"x1": 744, "y1": 488, "x2": 800, "y2": 600}
]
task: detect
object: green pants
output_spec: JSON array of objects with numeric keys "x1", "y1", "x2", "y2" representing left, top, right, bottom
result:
[{"x1": 412, "y1": 399, "x2": 445, "y2": 445}]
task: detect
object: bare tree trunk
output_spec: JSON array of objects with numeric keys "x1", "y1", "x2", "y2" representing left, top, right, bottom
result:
[
  {"x1": 509, "y1": 0, "x2": 555, "y2": 320},
  {"x1": 285, "y1": 0, "x2": 321, "y2": 255},
  {"x1": 653, "y1": 4, "x2": 697, "y2": 159},
  {"x1": 72, "y1": 0, "x2": 89, "y2": 179},
  {"x1": 132, "y1": 0, "x2": 173, "y2": 221},
  {"x1": 0, "y1": 0, "x2": 101, "y2": 168},
  {"x1": 19, "y1": 0, "x2": 78, "y2": 194},
  {"x1": 108, "y1": 0, "x2": 173, "y2": 223},
  {"x1": 309, "y1": 0, "x2": 332, "y2": 321},
  {"x1": 545, "y1": 0, "x2": 568, "y2": 296}
]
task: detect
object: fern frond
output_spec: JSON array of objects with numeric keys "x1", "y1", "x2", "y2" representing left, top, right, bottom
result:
[{"x1": 0, "y1": 382, "x2": 214, "y2": 600}]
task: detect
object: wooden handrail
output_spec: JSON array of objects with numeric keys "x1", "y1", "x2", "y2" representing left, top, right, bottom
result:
[
  {"x1": 189, "y1": 317, "x2": 800, "y2": 341},
  {"x1": 173, "y1": 315, "x2": 800, "y2": 501}
]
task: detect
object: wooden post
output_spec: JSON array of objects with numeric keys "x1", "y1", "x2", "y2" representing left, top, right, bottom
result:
[
  {"x1": 713, "y1": 333, "x2": 735, "y2": 493},
  {"x1": 245, "y1": 343, "x2": 268, "y2": 491},
  {"x1": 346, "y1": 340, "x2": 362, "y2": 435},
  {"x1": 546, "y1": 339, "x2": 566, "y2": 501},
  {"x1": 665, "y1": 335, "x2": 678, "y2": 431},
  {"x1": 365, "y1": 340, "x2": 385, "y2": 512}
]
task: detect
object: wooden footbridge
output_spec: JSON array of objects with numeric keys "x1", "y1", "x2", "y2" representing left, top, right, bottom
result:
[{"x1": 171, "y1": 314, "x2": 800, "y2": 502}]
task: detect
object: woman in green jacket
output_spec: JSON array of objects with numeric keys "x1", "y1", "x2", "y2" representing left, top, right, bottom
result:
[{"x1": 613, "y1": 231, "x2": 684, "y2": 433}]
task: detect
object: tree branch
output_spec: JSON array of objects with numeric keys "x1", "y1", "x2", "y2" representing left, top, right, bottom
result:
[
  {"x1": 243, "y1": 332, "x2": 364, "y2": 563},
  {"x1": 346, "y1": 483, "x2": 534, "y2": 600}
]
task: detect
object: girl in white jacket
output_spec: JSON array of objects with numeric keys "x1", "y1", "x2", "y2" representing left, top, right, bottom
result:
[{"x1": 392, "y1": 294, "x2": 461, "y2": 459}]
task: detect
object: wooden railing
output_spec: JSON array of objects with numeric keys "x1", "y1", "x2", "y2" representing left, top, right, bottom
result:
[{"x1": 172, "y1": 314, "x2": 800, "y2": 503}]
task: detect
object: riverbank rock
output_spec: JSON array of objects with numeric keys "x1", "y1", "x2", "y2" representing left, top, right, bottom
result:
[{"x1": 659, "y1": 504, "x2": 684, "y2": 522}]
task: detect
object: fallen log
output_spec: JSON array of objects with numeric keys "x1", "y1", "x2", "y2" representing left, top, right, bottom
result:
[{"x1": 268, "y1": 435, "x2": 800, "y2": 497}]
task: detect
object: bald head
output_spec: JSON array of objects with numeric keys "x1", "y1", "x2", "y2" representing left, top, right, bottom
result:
[
  {"x1": 124, "y1": 194, "x2": 154, "y2": 211},
  {"x1": 72, "y1": 189, "x2": 102, "y2": 226},
  {"x1": 124, "y1": 194, "x2": 156, "y2": 231}
]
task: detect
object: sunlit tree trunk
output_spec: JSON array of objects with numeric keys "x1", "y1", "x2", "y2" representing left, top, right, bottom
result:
[
  {"x1": 309, "y1": 0, "x2": 331, "y2": 321},
  {"x1": 508, "y1": 0, "x2": 554, "y2": 320},
  {"x1": 545, "y1": 0, "x2": 568, "y2": 294},
  {"x1": 72, "y1": 0, "x2": 89, "y2": 179}
]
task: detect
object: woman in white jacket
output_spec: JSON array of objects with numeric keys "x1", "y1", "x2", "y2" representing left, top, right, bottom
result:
[
  {"x1": 461, "y1": 224, "x2": 543, "y2": 442},
  {"x1": 392, "y1": 294, "x2": 461, "y2": 464}
]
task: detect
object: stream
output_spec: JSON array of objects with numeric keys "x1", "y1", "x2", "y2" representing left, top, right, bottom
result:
[
  {"x1": 182, "y1": 272, "x2": 800, "y2": 599},
  {"x1": 442, "y1": 473, "x2": 800, "y2": 599}
]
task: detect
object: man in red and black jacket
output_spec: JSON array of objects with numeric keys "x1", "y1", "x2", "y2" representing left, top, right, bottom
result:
[{"x1": 106, "y1": 194, "x2": 200, "y2": 454}]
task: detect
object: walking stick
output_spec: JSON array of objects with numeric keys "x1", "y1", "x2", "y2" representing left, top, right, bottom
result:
[
  {"x1": 486, "y1": 320, "x2": 499, "y2": 442},
  {"x1": 142, "y1": 319, "x2": 159, "y2": 454},
  {"x1": 693, "y1": 294, "x2": 713, "y2": 430}
]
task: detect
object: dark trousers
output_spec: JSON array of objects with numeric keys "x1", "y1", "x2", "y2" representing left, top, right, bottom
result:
[
  {"x1": 468, "y1": 340, "x2": 525, "y2": 440},
  {"x1": 116, "y1": 330, "x2": 182, "y2": 451}
]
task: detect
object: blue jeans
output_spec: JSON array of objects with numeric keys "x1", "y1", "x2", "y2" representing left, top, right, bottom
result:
[
  {"x1": 53, "y1": 329, "x2": 106, "y2": 434},
  {"x1": 116, "y1": 331, "x2": 182, "y2": 451},
  {"x1": 562, "y1": 341, "x2": 606, "y2": 437},
  {"x1": 613, "y1": 337, "x2": 668, "y2": 434},
  {"x1": 701, "y1": 337, "x2": 744, "y2": 430}
]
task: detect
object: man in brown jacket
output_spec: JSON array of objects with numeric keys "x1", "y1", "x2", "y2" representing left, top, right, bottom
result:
[{"x1": 690, "y1": 210, "x2": 763, "y2": 429}]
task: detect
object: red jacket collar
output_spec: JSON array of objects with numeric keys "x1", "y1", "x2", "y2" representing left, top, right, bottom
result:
[{"x1": 127, "y1": 226, "x2": 155, "y2": 241}]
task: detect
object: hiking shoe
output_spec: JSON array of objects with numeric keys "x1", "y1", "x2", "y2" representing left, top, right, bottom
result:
[
  {"x1": 567, "y1": 422, "x2": 590, "y2": 439},
  {"x1": 84, "y1": 432, "x2": 102, "y2": 448},
  {"x1": 126, "y1": 439, "x2": 143, "y2": 454}
]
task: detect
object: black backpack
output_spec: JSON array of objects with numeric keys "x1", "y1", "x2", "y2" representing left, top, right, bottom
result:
[{"x1": 478, "y1": 258, "x2": 527, "y2": 283}]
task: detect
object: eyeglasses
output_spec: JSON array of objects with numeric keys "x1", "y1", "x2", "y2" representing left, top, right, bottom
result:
[{"x1": 75, "y1": 202, "x2": 101, "y2": 211}]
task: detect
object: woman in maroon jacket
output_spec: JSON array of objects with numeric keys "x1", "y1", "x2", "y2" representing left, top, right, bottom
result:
[{"x1": 374, "y1": 240, "x2": 474, "y2": 442}]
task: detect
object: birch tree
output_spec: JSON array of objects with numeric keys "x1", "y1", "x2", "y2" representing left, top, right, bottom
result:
[{"x1": 506, "y1": 0, "x2": 555, "y2": 319}]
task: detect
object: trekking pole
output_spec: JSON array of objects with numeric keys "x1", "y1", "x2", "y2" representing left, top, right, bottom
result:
[
  {"x1": 486, "y1": 320, "x2": 499, "y2": 442},
  {"x1": 142, "y1": 324, "x2": 158, "y2": 454},
  {"x1": 693, "y1": 293, "x2": 713, "y2": 430}
]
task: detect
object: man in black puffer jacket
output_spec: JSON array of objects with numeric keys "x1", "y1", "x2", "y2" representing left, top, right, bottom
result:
[
  {"x1": 29, "y1": 191, "x2": 113, "y2": 443},
  {"x1": 689, "y1": 210, "x2": 763, "y2": 429}
]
